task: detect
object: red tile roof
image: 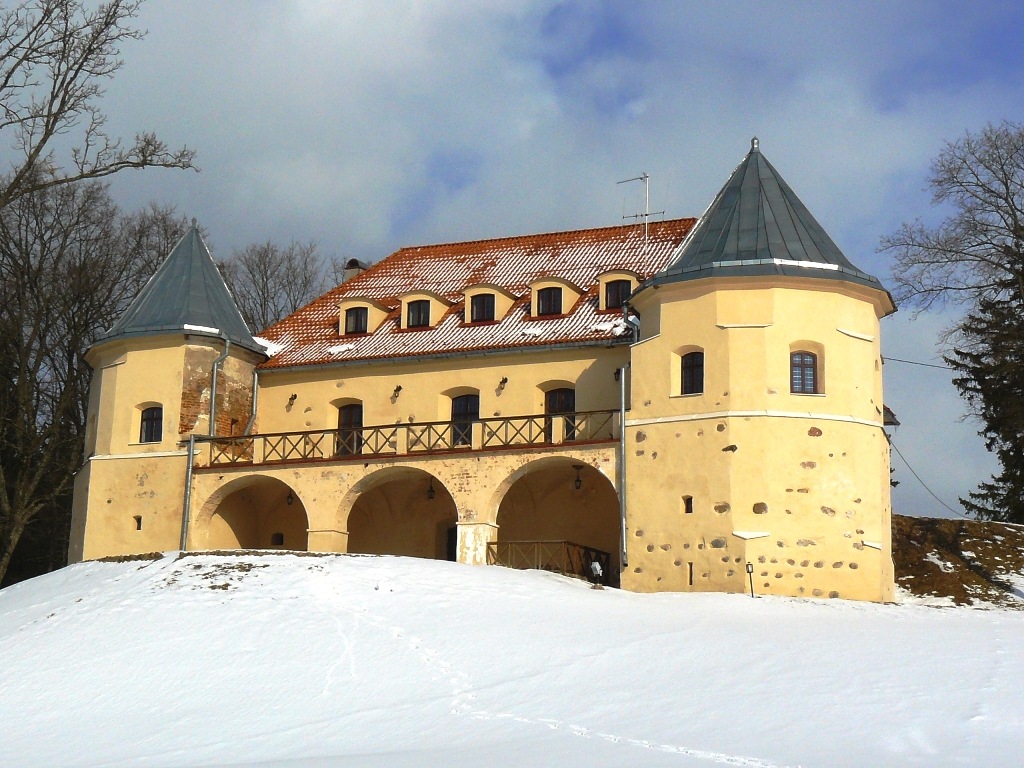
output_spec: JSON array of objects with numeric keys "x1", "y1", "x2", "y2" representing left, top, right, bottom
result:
[{"x1": 256, "y1": 218, "x2": 696, "y2": 370}]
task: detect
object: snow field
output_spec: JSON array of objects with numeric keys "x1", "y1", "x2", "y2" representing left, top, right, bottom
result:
[{"x1": 1, "y1": 552, "x2": 1022, "y2": 767}]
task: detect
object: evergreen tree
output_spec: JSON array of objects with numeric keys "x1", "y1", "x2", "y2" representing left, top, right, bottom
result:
[{"x1": 945, "y1": 286, "x2": 1024, "y2": 521}]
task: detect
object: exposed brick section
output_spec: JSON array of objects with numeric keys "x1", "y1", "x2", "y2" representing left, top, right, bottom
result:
[{"x1": 179, "y1": 347, "x2": 255, "y2": 436}]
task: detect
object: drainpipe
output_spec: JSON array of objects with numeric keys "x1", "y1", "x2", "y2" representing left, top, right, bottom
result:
[
  {"x1": 618, "y1": 302, "x2": 638, "y2": 569},
  {"x1": 243, "y1": 367, "x2": 260, "y2": 435},
  {"x1": 180, "y1": 434, "x2": 196, "y2": 551},
  {"x1": 618, "y1": 361, "x2": 629, "y2": 569},
  {"x1": 209, "y1": 336, "x2": 231, "y2": 436}
]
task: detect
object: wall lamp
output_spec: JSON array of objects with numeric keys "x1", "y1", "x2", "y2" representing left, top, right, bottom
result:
[
  {"x1": 572, "y1": 464, "x2": 584, "y2": 490},
  {"x1": 614, "y1": 368, "x2": 621, "y2": 382},
  {"x1": 392, "y1": 385, "x2": 403, "y2": 398},
  {"x1": 286, "y1": 491, "x2": 294, "y2": 506},
  {"x1": 427, "y1": 479, "x2": 436, "y2": 500},
  {"x1": 499, "y1": 376, "x2": 508, "y2": 391}
]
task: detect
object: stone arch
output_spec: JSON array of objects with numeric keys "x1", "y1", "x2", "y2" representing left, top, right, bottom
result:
[
  {"x1": 340, "y1": 466, "x2": 459, "y2": 561},
  {"x1": 194, "y1": 474, "x2": 308, "y2": 551},
  {"x1": 490, "y1": 456, "x2": 621, "y2": 580}
]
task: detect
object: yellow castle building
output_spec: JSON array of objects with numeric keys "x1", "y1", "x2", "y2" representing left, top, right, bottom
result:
[{"x1": 70, "y1": 140, "x2": 896, "y2": 601}]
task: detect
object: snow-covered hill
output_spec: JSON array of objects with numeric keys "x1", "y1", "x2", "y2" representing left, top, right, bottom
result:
[{"x1": 2, "y1": 552, "x2": 1022, "y2": 768}]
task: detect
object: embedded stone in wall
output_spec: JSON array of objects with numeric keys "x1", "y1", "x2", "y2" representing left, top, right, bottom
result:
[
  {"x1": 800, "y1": 461, "x2": 817, "y2": 469},
  {"x1": 796, "y1": 539, "x2": 816, "y2": 546},
  {"x1": 710, "y1": 538, "x2": 726, "y2": 548},
  {"x1": 753, "y1": 502, "x2": 768, "y2": 514},
  {"x1": 635, "y1": 431, "x2": 647, "y2": 443},
  {"x1": 808, "y1": 427, "x2": 823, "y2": 437},
  {"x1": 821, "y1": 506, "x2": 836, "y2": 516},
  {"x1": 714, "y1": 503, "x2": 730, "y2": 513}
]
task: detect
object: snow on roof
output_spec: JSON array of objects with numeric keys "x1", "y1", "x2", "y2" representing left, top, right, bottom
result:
[{"x1": 258, "y1": 218, "x2": 695, "y2": 369}]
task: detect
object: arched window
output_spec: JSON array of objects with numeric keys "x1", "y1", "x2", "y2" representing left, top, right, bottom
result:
[
  {"x1": 605, "y1": 279, "x2": 631, "y2": 310},
  {"x1": 451, "y1": 394, "x2": 479, "y2": 446},
  {"x1": 139, "y1": 406, "x2": 162, "y2": 443},
  {"x1": 337, "y1": 403, "x2": 363, "y2": 455},
  {"x1": 681, "y1": 351, "x2": 704, "y2": 395},
  {"x1": 791, "y1": 351, "x2": 818, "y2": 394},
  {"x1": 536, "y1": 287, "x2": 562, "y2": 316}
]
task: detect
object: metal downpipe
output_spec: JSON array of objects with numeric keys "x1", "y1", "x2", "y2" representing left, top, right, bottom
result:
[
  {"x1": 209, "y1": 337, "x2": 230, "y2": 436},
  {"x1": 244, "y1": 367, "x2": 260, "y2": 435},
  {"x1": 618, "y1": 362, "x2": 629, "y2": 569},
  {"x1": 180, "y1": 434, "x2": 196, "y2": 551}
]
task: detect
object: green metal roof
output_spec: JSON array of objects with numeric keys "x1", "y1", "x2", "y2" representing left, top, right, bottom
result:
[
  {"x1": 649, "y1": 138, "x2": 886, "y2": 291},
  {"x1": 99, "y1": 221, "x2": 263, "y2": 354}
]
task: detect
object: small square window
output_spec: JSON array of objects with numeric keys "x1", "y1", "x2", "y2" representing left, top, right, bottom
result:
[
  {"x1": 536, "y1": 287, "x2": 562, "y2": 316},
  {"x1": 407, "y1": 299, "x2": 430, "y2": 328},
  {"x1": 345, "y1": 306, "x2": 368, "y2": 334},
  {"x1": 470, "y1": 293, "x2": 495, "y2": 323}
]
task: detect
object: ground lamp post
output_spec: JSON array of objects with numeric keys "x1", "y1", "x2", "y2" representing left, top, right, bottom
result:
[{"x1": 745, "y1": 562, "x2": 755, "y2": 598}]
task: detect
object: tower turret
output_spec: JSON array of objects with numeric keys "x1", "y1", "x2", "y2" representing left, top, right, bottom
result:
[
  {"x1": 69, "y1": 222, "x2": 265, "y2": 561},
  {"x1": 624, "y1": 140, "x2": 895, "y2": 601}
]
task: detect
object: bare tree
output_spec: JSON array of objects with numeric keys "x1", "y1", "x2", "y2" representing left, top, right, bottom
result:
[
  {"x1": 221, "y1": 240, "x2": 337, "y2": 332},
  {"x1": 0, "y1": 182, "x2": 188, "y2": 584},
  {"x1": 881, "y1": 121, "x2": 1024, "y2": 310},
  {"x1": 0, "y1": 0, "x2": 196, "y2": 212}
]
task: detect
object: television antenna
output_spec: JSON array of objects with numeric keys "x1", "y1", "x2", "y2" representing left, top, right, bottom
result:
[{"x1": 617, "y1": 172, "x2": 665, "y2": 246}]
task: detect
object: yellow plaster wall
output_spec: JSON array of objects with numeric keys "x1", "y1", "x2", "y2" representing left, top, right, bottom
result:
[{"x1": 254, "y1": 346, "x2": 627, "y2": 435}]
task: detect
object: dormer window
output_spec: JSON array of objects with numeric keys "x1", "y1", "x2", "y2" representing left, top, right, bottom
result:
[
  {"x1": 537, "y1": 287, "x2": 562, "y2": 316},
  {"x1": 470, "y1": 293, "x2": 495, "y2": 323},
  {"x1": 344, "y1": 306, "x2": 368, "y2": 334},
  {"x1": 407, "y1": 299, "x2": 431, "y2": 328},
  {"x1": 605, "y1": 279, "x2": 631, "y2": 310}
]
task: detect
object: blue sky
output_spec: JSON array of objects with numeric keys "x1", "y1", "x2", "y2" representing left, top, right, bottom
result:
[{"x1": 35, "y1": 0, "x2": 1024, "y2": 519}]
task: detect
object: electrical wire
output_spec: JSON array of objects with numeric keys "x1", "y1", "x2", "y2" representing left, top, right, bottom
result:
[
  {"x1": 882, "y1": 355, "x2": 953, "y2": 370},
  {"x1": 888, "y1": 437, "x2": 970, "y2": 518}
]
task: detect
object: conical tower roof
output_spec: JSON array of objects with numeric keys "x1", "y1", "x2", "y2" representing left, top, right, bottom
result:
[
  {"x1": 650, "y1": 138, "x2": 886, "y2": 292},
  {"x1": 98, "y1": 221, "x2": 264, "y2": 354}
]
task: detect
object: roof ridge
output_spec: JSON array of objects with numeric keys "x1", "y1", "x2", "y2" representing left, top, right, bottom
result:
[{"x1": 393, "y1": 216, "x2": 696, "y2": 253}]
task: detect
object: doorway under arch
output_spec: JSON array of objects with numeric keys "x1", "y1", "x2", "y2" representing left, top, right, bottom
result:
[
  {"x1": 346, "y1": 468, "x2": 458, "y2": 561},
  {"x1": 206, "y1": 476, "x2": 308, "y2": 551},
  {"x1": 495, "y1": 458, "x2": 620, "y2": 583}
]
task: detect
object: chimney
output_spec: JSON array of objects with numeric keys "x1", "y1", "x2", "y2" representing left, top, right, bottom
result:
[{"x1": 343, "y1": 258, "x2": 369, "y2": 283}]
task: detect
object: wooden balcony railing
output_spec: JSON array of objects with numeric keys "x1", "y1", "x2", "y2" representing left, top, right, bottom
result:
[
  {"x1": 486, "y1": 540, "x2": 613, "y2": 586},
  {"x1": 196, "y1": 409, "x2": 618, "y2": 468}
]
